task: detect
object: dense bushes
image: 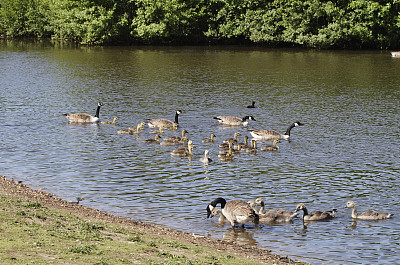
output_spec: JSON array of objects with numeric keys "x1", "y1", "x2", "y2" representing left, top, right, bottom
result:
[{"x1": 1, "y1": 0, "x2": 400, "y2": 48}]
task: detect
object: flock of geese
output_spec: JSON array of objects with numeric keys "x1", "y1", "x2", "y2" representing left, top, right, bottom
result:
[
  {"x1": 207, "y1": 197, "x2": 393, "y2": 228},
  {"x1": 63, "y1": 102, "x2": 394, "y2": 229}
]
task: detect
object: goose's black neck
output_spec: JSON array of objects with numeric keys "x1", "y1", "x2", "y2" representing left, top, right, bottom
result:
[
  {"x1": 95, "y1": 104, "x2": 102, "y2": 118},
  {"x1": 210, "y1": 197, "x2": 227, "y2": 209},
  {"x1": 301, "y1": 207, "x2": 309, "y2": 219},
  {"x1": 174, "y1": 112, "x2": 180, "y2": 124},
  {"x1": 284, "y1": 123, "x2": 296, "y2": 136}
]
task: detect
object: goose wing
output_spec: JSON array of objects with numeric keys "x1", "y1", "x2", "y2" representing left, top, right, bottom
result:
[
  {"x1": 65, "y1": 113, "x2": 96, "y2": 123},
  {"x1": 250, "y1": 129, "x2": 282, "y2": 139},
  {"x1": 214, "y1": 116, "x2": 242, "y2": 125}
]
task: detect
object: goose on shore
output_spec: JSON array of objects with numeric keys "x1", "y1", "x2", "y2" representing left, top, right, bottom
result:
[
  {"x1": 255, "y1": 198, "x2": 297, "y2": 223},
  {"x1": 64, "y1": 102, "x2": 103, "y2": 123},
  {"x1": 295, "y1": 203, "x2": 336, "y2": 221},
  {"x1": 202, "y1": 133, "x2": 216, "y2": 143},
  {"x1": 345, "y1": 201, "x2": 393, "y2": 220},
  {"x1": 207, "y1": 197, "x2": 259, "y2": 227},
  {"x1": 101, "y1": 117, "x2": 118, "y2": 125},
  {"x1": 250, "y1": 121, "x2": 304, "y2": 140},
  {"x1": 213, "y1": 115, "x2": 256, "y2": 126},
  {"x1": 260, "y1": 139, "x2": 280, "y2": 151},
  {"x1": 147, "y1": 110, "x2": 182, "y2": 129}
]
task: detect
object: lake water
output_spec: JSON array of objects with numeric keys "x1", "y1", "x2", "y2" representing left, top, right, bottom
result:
[{"x1": 1, "y1": 40, "x2": 399, "y2": 264}]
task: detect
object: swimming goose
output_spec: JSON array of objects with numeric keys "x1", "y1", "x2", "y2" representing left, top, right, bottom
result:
[
  {"x1": 143, "y1": 134, "x2": 162, "y2": 143},
  {"x1": 244, "y1": 139, "x2": 257, "y2": 154},
  {"x1": 247, "y1": 101, "x2": 256, "y2": 108},
  {"x1": 250, "y1": 121, "x2": 304, "y2": 140},
  {"x1": 223, "y1": 132, "x2": 240, "y2": 144},
  {"x1": 202, "y1": 133, "x2": 216, "y2": 143},
  {"x1": 101, "y1": 117, "x2": 118, "y2": 125},
  {"x1": 218, "y1": 142, "x2": 234, "y2": 161},
  {"x1": 147, "y1": 110, "x2": 182, "y2": 129},
  {"x1": 160, "y1": 136, "x2": 188, "y2": 146},
  {"x1": 117, "y1": 122, "x2": 144, "y2": 134},
  {"x1": 213, "y1": 115, "x2": 256, "y2": 126},
  {"x1": 255, "y1": 198, "x2": 298, "y2": 222},
  {"x1": 234, "y1": 136, "x2": 249, "y2": 151},
  {"x1": 207, "y1": 197, "x2": 259, "y2": 228},
  {"x1": 64, "y1": 102, "x2": 103, "y2": 123},
  {"x1": 199, "y1": 150, "x2": 213, "y2": 163},
  {"x1": 260, "y1": 139, "x2": 280, "y2": 151},
  {"x1": 170, "y1": 140, "x2": 194, "y2": 157},
  {"x1": 345, "y1": 201, "x2": 393, "y2": 220},
  {"x1": 295, "y1": 203, "x2": 336, "y2": 221},
  {"x1": 150, "y1": 127, "x2": 163, "y2": 134},
  {"x1": 163, "y1": 129, "x2": 187, "y2": 142}
]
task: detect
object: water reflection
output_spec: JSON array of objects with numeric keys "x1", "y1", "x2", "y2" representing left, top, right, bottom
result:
[{"x1": 1, "y1": 43, "x2": 400, "y2": 265}]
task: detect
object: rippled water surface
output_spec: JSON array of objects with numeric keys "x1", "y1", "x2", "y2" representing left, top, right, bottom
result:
[{"x1": 1, "y1": 40, "x2": 400, "y2": 264}]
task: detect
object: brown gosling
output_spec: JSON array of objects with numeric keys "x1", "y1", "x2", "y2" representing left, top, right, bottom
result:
[
  {"x1": 143, "y1": 134, "x2": 162, "y2": 143},
  {"x1": 202, "y1": 133, "x2": 216, "y2": 143},
  {"x1": 223, "y1": 132, "x2": 240, "y2": 144},
  {"x1": 171, "y1": 140, "x2": 194, "y2": 157},
  {"x1": 199, "y1": 150, "x2": 213, "y2": 163},
  {"x1": 260, "y1": 139, "x2": 280, "y2": 151},
  {"x1": 345, "y1": 201, "x2": 393, "y2": 220},
  {"x1": 295, "y1": 203, "x2": 337, "y2": 221},
  {"x1": 101, "y1": 117, "x2": 118, "y2": 125}
]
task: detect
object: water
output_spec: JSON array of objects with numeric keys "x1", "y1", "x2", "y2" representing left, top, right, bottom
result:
[{"x1": 1, "y1": 40, "x2": 400, "y2": 264}]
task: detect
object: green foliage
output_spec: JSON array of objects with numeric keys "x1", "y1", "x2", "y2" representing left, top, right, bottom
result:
[{"x1": 1, "y1": 0, "x2": 400, "y2": 48}]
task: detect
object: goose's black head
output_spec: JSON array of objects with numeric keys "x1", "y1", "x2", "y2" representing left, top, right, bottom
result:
[
  {"x1": 294, "y1": 121, "x2": 304, "y2": 126},
  {"x1": 176, "y1": 110, "x2": 183, "y2": 115},
  {"x1": 207, "y1": 197, "x2": 227, "y2": 218},
  {"x1": 243, "y1": 116, "x2": 256, "y2": 121},
  {"x1": 98, "y1": 102, "x2": 104, "y2": 107}
]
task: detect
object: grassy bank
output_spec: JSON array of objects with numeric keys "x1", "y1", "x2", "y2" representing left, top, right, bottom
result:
[{"x1": 0, "y1": 176, "x2": 299, "y2": 264}]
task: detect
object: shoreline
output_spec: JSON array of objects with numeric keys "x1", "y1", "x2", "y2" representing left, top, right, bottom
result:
[{"x1": 0, "y1": 175, "x2": 302, "y2": 264}]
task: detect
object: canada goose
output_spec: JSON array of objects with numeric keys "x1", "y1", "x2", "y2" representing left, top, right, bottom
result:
[
  {"x1": 247, "y1": 101, "x2": 256, "y2": 108},
  {"x1": 223, "y1": 132, "x2": 240, "y2": 144},
  {"x1": 143, "y1": 134, "x2": 162, "y2": 143},
  {"x1": 64, "y1": 102, "x2": 103, "y2": 123},
  {"x1": 199, "y1": 150, "x2": 212, "y2": 163},
  {"x1": 234, "y1": 136, "x2": 249, "y2": 150},
  {"x1": 250, "y1": 121, "x2": 304, "y2": 140},
  {"x1": 295, "y1": 203, "x2": 336, "y2": 221},
  {"x1": 255, "y1": 198, "x2": 298, "y2": 223},
  {"x1": 147, "y1": 110, "x2": 182, "y2": 129},
  {"x1": 213, "y1": 115, "x2": 256, "y2": 126},
  {"x1": 207, "y1": 197, "x2": 259, "y2": 227},
  {"x1": 101, "y1": 117, "x2": 118, "y2": 125},
  {"x1": 345, "y1": 201, "x2": 393, "y2": 220},
  {"x1": 163, "y1": 129, "x2": 187, "y2": 142},
  {"x1": 170, "y1": 140, "x2": 194, "y2": 157},
  {"x1": 260, "y1": 139, "x2": 280, "y2": 151},
  {"x1": 202, "y1": 133, "x2": 216, "y2": 143}
]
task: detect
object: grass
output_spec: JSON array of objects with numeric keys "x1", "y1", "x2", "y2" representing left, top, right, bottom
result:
[{"x1": 0, "y1": 195, "x2": 271, "y2": 264}]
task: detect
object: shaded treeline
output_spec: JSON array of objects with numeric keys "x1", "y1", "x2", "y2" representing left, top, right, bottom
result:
[{"x1": 1, "y1": 0, "x2": 400, "y2": 48}]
